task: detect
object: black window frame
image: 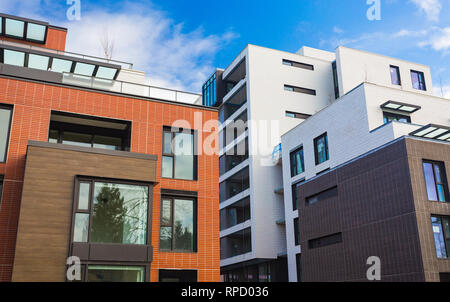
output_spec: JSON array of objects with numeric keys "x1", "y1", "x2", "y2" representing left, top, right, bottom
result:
[
  {"x1": 308, "y1": 232, "x2": 342, "y2": 249},
  {"x1": 423, "y1": 160, "x2": 449, "y2": 202},
  {"x1": 290, "y1": 146, "x2": 305, "y2": 177},
  {"x1": 383, "y1": 111, "x2": 411, "y2": 124},
  {"x1": 159, "y1": 269, "x2": 198, "y2": 282},
  {"x1": 285, "y1": 111, "x2": 311, "y2": 120},
  {"x1": 0, "y1": 14, "x2": 49, "y2": 44},
  {"x1": 306, "y1": 186, "x2": 338, "y2": 206},
  {"x1": 332, "y1": 61, "x2": 339, "y2": 99},
  {"x1": 284, "y1": 85, "x2": 316, "y2": 96},
  {"x1": 390, "y1": 65, "x2": 401, "y2": 85},
  {"x1": 410, "y1": 70, "x2": 426, "y2": 91},
  {"x1": 282, "y1": 59, "x2": 314, "y2": 71},
  {"x1": 0, "y1": 104, "x2": 13, "y2": 163},
  {"x1": 159, "y1": 195, "x2": 198, "y2": 253},
  {"x1": 313, "y1": 132, "x2": 329, "y2": 165},
  {"x1": 161, "y1": 126, "x2": 198, "y2": 181},
  {"x1": 294, "y1": 218, "x2": 300, "y2": 246}
]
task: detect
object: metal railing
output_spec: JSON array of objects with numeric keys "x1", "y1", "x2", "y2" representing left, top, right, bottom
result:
[
  {"x1": 62, "y1": 72, "x2": 202, "y2": 104},
  {"x1": 0, "y1": 39, "x2": 133, "y2": 69}
]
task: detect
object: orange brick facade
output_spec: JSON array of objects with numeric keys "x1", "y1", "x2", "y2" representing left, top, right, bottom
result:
[
  {"x1": 1, "y1": 27, "x2": 67, "y2": 51},
  {"x1": 0, "y1": 77, "x2": 220, "y2": 282}
]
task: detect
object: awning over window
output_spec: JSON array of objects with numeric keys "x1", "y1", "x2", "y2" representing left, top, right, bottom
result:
[
  {"x1": 410, "y1": 124, "x2": 450, "y2": 142},
  {"x1": 380, "y1": 101, "x2": 421, "y2": 114}
]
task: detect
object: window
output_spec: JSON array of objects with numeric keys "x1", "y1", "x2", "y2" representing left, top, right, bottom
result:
[
  {"x1": 423, "y1": 161, "x2": 449, "y2": 202},
  {"x1": 296, "y1": 254, "x2": 302, "y2": 282},
  {"x1": 332, "y1": 61, "x2": 339, "y2": 99},
  {"x1": 220, "y1": 197, "x2": 250, "y2": 231},
  {"x1": 0, "y1": 175, "x2": 3, "y2": 205},
  {"x1": 431, "y1": 216, "x2": 450, "y2": 259},
  {"x1": 87, "y1": 266, "x2": 145, "y2": 282},
  {"x1": 282, "y1": 59, "x2": 314, "y2": 70},
  {"x1": 5, "y1": 18, "x2": 24, "y2": 38},
  {"x1": 308, "y1": 232, "x2": 342, "y2": 249},
  {"x1": 0, "y1": 105, "x2": 13, "y2": 163},
  {"x1": 292, "y1": 180, "x2": 304, "y2": 211},
  {"x1": 390, "y1": 65, "x2": 401, "y2": 85},
  {"x1": 220, "y1": 227, "x2": 251, "y2": 259},
  {"x1": 26, "y1": 23, "x2": 46, "y2": 42},
  {"x1": 72, "y1": 179, "x2": 150, "y2": 245},
  {"x1": 284, "y1": 85, "x2": 316, "y2": 96},
  {"x1": 314, "y1": 133, "x2": 329, "y2": 165},
  {"x1": 159, "y1": 197, "x2": 197, "y2": 252},
  {"x1": 28, "y1": 54, "x2": 50, "y2": 70},
  {"x1": 294, "y1": 218, "x2": 300, "y2": 246},
  {"x1": 202, "y1": 72, "x2": 217, "y2": 107},
  {"x1": 159, "y1": 270, "x2": 197, "y2": 282},
  {"x1": 48, "y1": 111, "x2": 131, "y2": 151},
  {"x1": 306, "y1": 186, "x2": 338, "y2": 206},
  {"x1": 1, "y1": 16, "x2": 48, "y2": 43},
  {"x1": 162, "y1": 127, "x2": 197, "y2": 180},
  {"x1": 3, "y1": 49, "x2": 25, "y2": 67},
  {"x1": 411, "y1": 70, "x2": 426, "y2": 91},
  {"x1": 286, "y1": 111, "x2": 311, "y2": 120},
  {"x1": 50, "y1": 58, "x2": 73, "y2": 73},
  {"x1": 383, "y1": 112, "x2": 411, "y2": 124},
  {"x1": 290, "y1": 147, "x2": 305, "y2": 177},
  {"x1": 74, "y1": 62, "x2": 96, "y2": 76}
]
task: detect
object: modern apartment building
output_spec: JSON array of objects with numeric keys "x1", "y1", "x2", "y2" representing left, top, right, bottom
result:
[
  {"x1": 280, "y1": 48, "x2": 450, "y2": 281},
  {"x1": 203, "y1": 42, "x2": 450, "y2": 281},
  {"x1": 0, "y1": 13, "x2": 220, "y2": 282}
]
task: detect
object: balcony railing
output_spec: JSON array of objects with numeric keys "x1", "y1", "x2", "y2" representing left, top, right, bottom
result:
[{"x1": 62, "y1": 72, "x2": 202, "y2": 104}]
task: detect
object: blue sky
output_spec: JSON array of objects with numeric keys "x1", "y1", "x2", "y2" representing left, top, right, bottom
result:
[{"x1": 1, "y1": 0, "x2": 450, "y2": 96}]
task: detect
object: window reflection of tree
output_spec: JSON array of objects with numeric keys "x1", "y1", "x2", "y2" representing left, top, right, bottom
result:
[{"x1": 91, "y1": 184, "x2": 148, "y2": 245}]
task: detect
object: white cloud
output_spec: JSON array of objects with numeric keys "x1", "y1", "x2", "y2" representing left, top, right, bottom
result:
[
  {"x1": 419, "y1": 27, "x2": 450, "y2": 52},
  {"x1": 410, "y1": 0, "x2": 442, "y2": 22},
  {"x1": 434, "y1": 85, "x2": 450, "y2": 98},
  {"x1": 0, "y1": 1, "x2": 237, "y2": 93},
  {"x1": 333, "y1": 26, "x2": 344, "y2": 34}
]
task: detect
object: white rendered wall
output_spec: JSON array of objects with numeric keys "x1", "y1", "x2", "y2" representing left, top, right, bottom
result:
[{"x1": 336, "y1": 46, "x2": 433, "y2": 97}]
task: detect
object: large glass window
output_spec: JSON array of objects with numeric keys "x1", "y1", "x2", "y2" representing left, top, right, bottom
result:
[
  {"x1": 28, "y1": 54, "x2": 50, "y2": 70},
  {"x1": 51, "y1": 58, "x2": 73, "y2": 73},
  {"x1": 431, "y1": 216, "x2": 450, "y2": 259},
  {"x1": 87, "y1": 266, "x2": 145, "y2": 282},
  {"x1": 162, "y1": 128, "x2": 196, "y2": 180},
  {"x1": 390, "y1": 65, "x2": 401, "y2": 85},
  {"x1": 0, "y1": 106, "x2": 13, "y2": 163},
  {"x1": 314, "y1": 133, "x2": 329, "y2": 165},
  {"x1": 3, "y1": 50, "x2": 25, "y2": 67},
  {"x1": 290, "y1": 147, "x2": 305, "y2": 177},
  {"x1": 5, "y1": 18, "x2": 25, "y2": 38},
  {"x1": 159, "y1": 197, "x2": 196, "y2": 252},
  {"x1": 411, "y1": 70, "x2": 426, "y2": 91},
  {"x1": 423, "y1": 161, "x2": 449, "y2": 202},
  {"x1": 73, "y1": 180, "x2": 150, "y2": 245},
  {"x1": 26, "y1": 23, "x2": 46, "y2": 42}
]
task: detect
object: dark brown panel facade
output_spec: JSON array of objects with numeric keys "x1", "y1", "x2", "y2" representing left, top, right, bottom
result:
[
  {"x1": 12, "y1": 142, "x2": 157, "y2": 281},
  {"x1": 297, "y1": 138, "x2": 426, "y2": 282}
]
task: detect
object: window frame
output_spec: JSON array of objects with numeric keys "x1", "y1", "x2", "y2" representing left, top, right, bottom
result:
[
  {"x1": 161, "y1": 126, "x2": 198, "y2": 181},
  {"x1": 0, "y1": 104, "x2": 13, "y2": 163},
  {"x1": 284, "y1": 84, "x2": 316, "y2": 96},
  {"x1": 389, "y1": 65, "x2": 401, "y2": 86},
  {"x1": 285, "y1": 111, "x2": 311, "y2": 120},
  {"x1": 383, "y1": 111, "x2": 411, "y2": 124},
  {"x1": 431, "y1": 215, "x2": 450, "y2": 259},
  {"x1": 294, "y1": 218, "x2": 300, "y2": 246},
  {"x1": 282, "y1": 59, "x2": 314, "y2": 71},
  {"x1": 159, "y1": 195, "x2": 198, "y2": 253},
  {"x1": 423, "y1": 160, "x2": 449, "y2": 202},
  {"x1": 410, "y1": 70, "x2": 426, "y2": 91},
  {"x1": 290, "y1": 146, "x2": 305, "y2": 177},
  {"x1": 313, "y1": 132, "x2": 329, "y2": 165},
  {"x1": 1, "y1": 15, "x2": 48, "y2": 44},
  {"x1": 71, "y1": 177, "x2": 152, "y2": 246}
]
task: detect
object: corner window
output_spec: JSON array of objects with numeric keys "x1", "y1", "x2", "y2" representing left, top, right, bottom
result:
[
  {"x1": 159, "y1": 197, "x2": 197, "y2": 252},
  {"x1": 390, "y1": 65, "x2": 401, "y2": 85},
  {"x1": 294, "y1": 218, "x2": 300, "y2": 246},
  {"x1": 162, "y1": 127, "x2": 197, "y2": 180},
  {"x1": 423, "y1": 161, "x2": 449, "y2": 202},
  {"x1": 411, "y1": 70, "x2": 426, "y2": 91},
  {"x1": 72, "y1": 179, "x2": 150, "y2": 245},
  {"x1": 314, "y1": 133, "x2": 329, "y2": 165},
  {"x1": 431, "y1": 216, "x2": 450, "y2": 259},
  {"x1": 383, "y1": 112, "x2": 411, "y2": 124},
  {"x1": 0, "y1": 105, "x2": 13, "y2": 163},
  {"x1": 290, "y1": 147, "x2": 305, "y2": 177}
]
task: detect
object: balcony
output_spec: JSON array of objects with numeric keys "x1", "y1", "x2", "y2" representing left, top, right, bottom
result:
[
  {"x1": 220, "y1": 196, "x2": 251, "y2": 231},
  {"x1": 219, "y1": 166, "x2": 250, "y2": 203},
  {"x1": 220, "y1": 227, "x2": 252, "y2": 260}
]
